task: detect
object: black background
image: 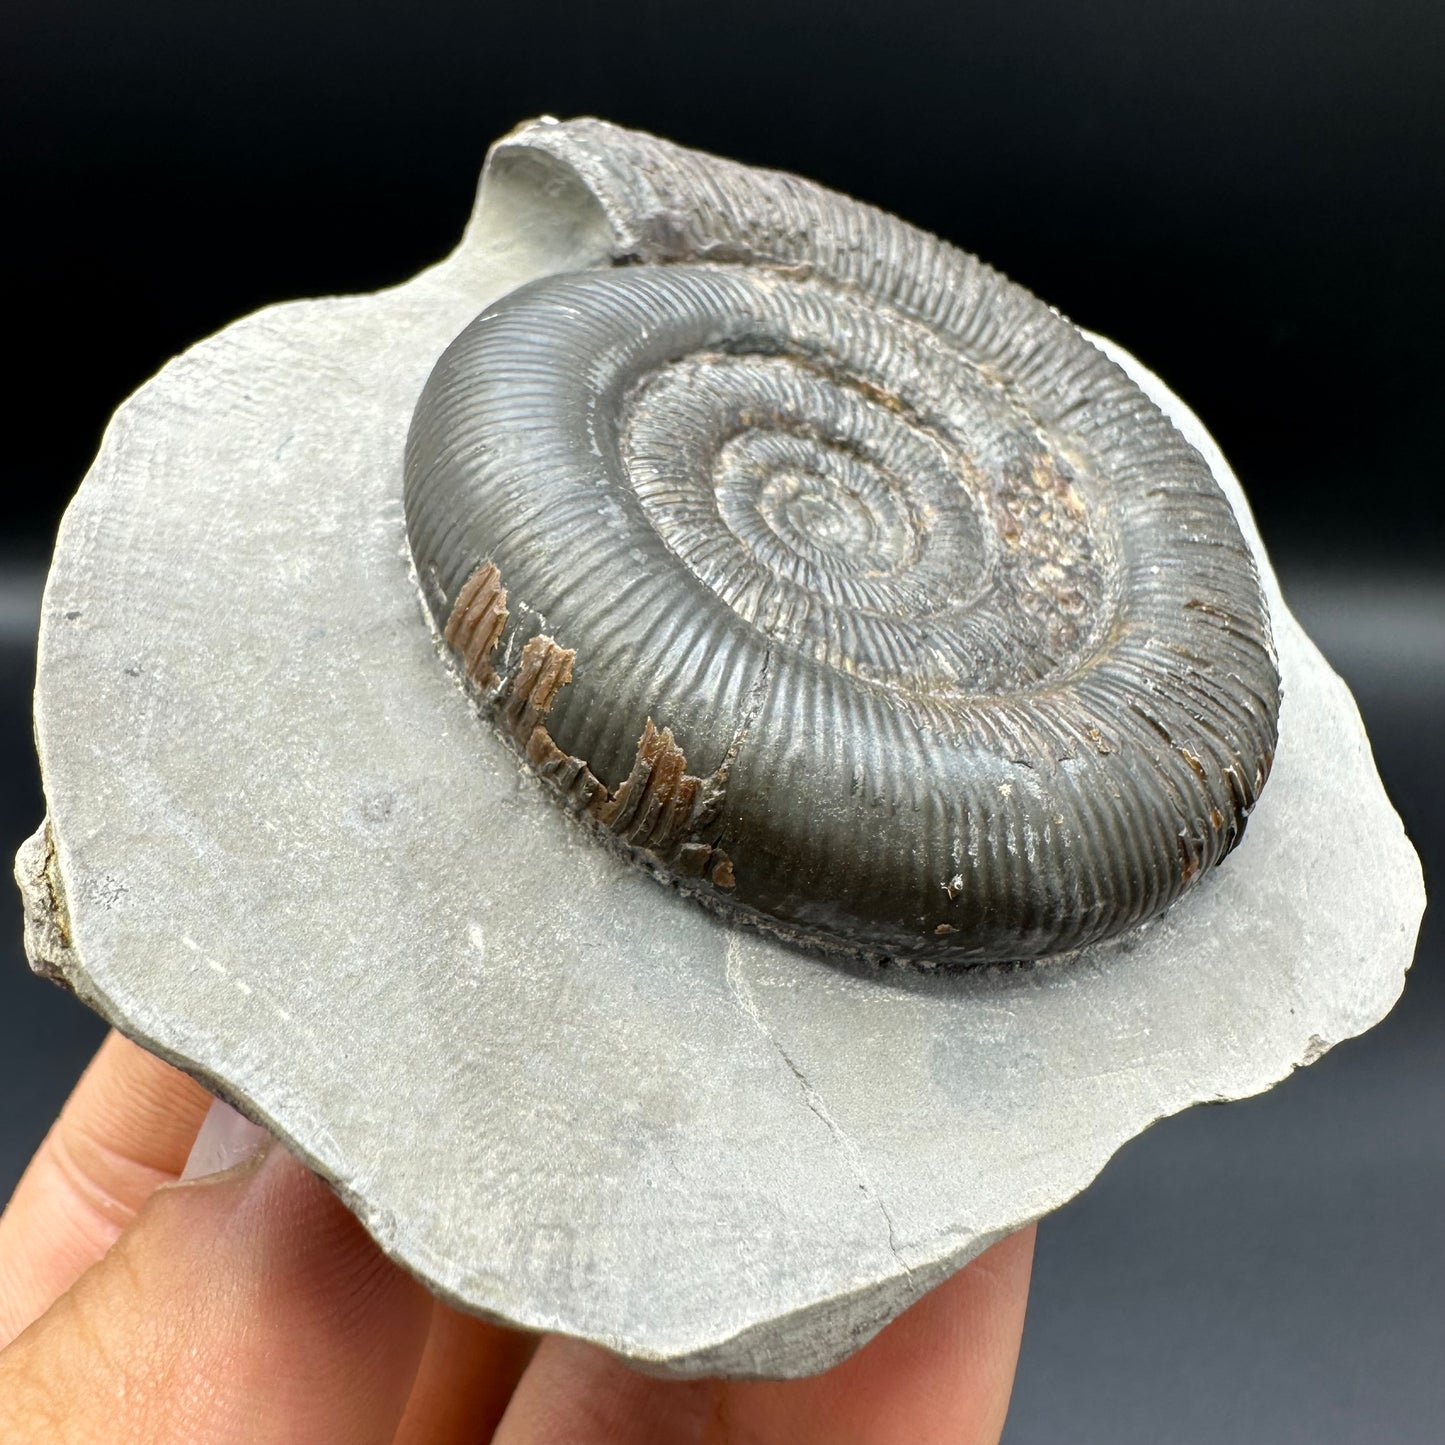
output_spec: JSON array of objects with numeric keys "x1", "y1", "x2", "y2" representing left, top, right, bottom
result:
[
  {"x1": 2, "y1": 3, "x2": 1441, "y2": 1441},
  {"x1": 4, "y1": 0, "x2": 1441, "y2": 570}
]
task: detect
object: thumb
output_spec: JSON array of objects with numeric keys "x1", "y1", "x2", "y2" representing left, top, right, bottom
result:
[{"x1": 0, "y1": 1101, "x2": 433, "y2": 1445}]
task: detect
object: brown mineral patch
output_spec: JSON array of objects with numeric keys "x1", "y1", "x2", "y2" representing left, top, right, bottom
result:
[
  {"x1": 444, "y1": 562, "x2": 509, "y2": 688},
  {"x1": 41, "y1": 818, "x2": 73, "y2": 950},
  {"x1": 1177, "y1": 829, "x2": 1202, "y2": 884},
  {"x1": 442, "y1": 564, "x2": 737, "y2": 889},
  {"x1": 502, "y1": 634, "x2": 577, "y2": 744}
]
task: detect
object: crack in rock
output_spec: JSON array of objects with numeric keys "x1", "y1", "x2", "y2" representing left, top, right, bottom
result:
[{"x1": 724, "y1": 939, "x2": 912, "y2": 1279}]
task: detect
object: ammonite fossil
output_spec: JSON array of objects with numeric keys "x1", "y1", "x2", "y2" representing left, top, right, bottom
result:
[{"x1": 404, "y1": 120, "x2": 1281, "y2": 963}]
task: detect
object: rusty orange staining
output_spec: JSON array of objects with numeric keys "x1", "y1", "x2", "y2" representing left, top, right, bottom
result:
[
  {"x1": 587, "y1": 717, "x2": 729, "y2": 871},
  {"x1": 443, "y1": 566, "x2": 738, "y2": 894},
  {"x1": 1178, "y1": 830, "x2": 1202, "y2": 883},
  {"x1": 41, "y1": 819, "x2": 72, "y2": 950},
  {"x1": 444, "y1": 562, "x2": 508, "y2": 688},
  {"x1": 1179, "y1": 746, "x2": 1207, "y2": 778},
  {"x1": 594, "y1": 720, "x2": 697, "y2": 844},
  {"x1": 502, "y1": 634, "x2": 576, "y2": 744}
]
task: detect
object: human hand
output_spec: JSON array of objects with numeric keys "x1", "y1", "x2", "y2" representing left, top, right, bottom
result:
[{"x1": 0, "y1": 1031, "x2": 1034, "y2": 1443}]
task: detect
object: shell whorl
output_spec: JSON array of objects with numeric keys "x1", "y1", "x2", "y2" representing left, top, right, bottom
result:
[{"x1": 404, "y1": 119, "x2": 1281, "y2": 963}]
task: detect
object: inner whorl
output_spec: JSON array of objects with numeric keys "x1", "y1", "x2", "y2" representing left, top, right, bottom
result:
[{"x1": 404, "y1": 138, "x2": 1279, "y2": 965}]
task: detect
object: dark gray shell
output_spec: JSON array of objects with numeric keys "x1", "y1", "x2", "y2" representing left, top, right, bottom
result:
[{"x1": 404, "y1": 119, "x2": 1281, "y2": 964}]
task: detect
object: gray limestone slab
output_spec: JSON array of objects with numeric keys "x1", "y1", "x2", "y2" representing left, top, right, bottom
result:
[{"x1": 15, "y1": 121, "x2": 1423, "y2": 1378}]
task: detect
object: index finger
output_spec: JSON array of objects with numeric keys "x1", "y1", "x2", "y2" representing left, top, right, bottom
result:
[
  {"x1": 0, "y1": 1029, "x2": 212, "y2": 1345},
  {"x1": 494, "y1": 1223, "x2": 1037, "y2": 1445}
]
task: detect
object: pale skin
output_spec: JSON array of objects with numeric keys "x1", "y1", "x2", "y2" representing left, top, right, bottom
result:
[{"x1": 0, "y1": 1032, "x2": 1035, "y2": 1443}]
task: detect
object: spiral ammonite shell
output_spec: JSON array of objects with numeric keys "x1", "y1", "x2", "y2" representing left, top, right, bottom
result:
[{"x1": 404, "y1": 120, "x2": 1281, "y2": 963}]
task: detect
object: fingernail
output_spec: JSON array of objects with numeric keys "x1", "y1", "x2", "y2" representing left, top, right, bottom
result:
[{"x1": 179, "y1": 1098, "x2": 273, "y2": 1181}]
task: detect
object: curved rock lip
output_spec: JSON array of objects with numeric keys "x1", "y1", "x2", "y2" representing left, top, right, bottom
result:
[{"x1": 15, "y1": 118, "x2": 1424, "y2": 1378}]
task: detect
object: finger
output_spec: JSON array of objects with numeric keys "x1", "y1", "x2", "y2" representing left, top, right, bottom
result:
[
  {"x1": 494, "y1": 1333, "x2": 720, "y2": 1445},
  {"x1": 0, "y1": 1122, "x2": 433, "y2": 1445},
  {"x1": 0, "y1": 1030, "x2": 213, "y2": 1345},
  {"x1": 392, "y1": 1302, "x2": 537, "y2": 1445},
  {"x1": 722, "y1": 1224, "x2": 1036, "y2": 1445},
  {"x1": 493, "y1": 1224, "x2": 1036, "y2": 1445}
]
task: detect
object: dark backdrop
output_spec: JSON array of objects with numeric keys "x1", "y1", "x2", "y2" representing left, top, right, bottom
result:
[
  {"x1": 5, "y1": 0, "x2": 1442, "y2": 570},
  {"x1": 2, "y1": 4, "x2": 1441, "y2": 1441}
]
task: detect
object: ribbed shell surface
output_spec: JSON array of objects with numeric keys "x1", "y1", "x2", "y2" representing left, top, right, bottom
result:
[{"x1": 404, "y1": 120, "x2": 1281, "y2": 963}]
